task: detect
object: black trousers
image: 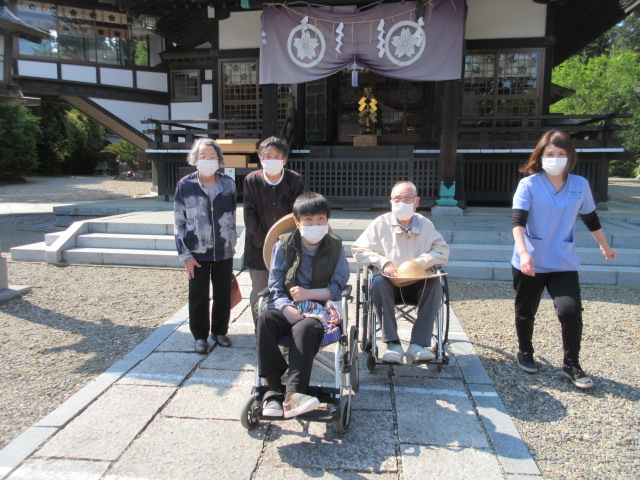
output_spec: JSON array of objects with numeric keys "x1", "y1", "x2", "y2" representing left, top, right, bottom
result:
[
  {"x1": 188, "y1": 257, "x2": 233, "y2": 340},
  {"x1": 256, "y1": 309, "x2": 324, "y2": 394},
  {"x1": 512, "y1": 266, "x2": 584, "y2": 365}
]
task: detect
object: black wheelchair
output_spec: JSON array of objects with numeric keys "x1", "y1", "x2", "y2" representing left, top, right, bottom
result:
[{"x1": 355, "y1": 264, "x2": 450, "y2": 372}]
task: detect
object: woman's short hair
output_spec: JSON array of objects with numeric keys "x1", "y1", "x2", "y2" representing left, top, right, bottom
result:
[
  {"x1": 258, "y1": 136, "x2": 289, "y2": 160},
  {"x1": 187, "y1": 138, "x2": 225, "y2": 167},
  {"x1": 519, "y1": 130, "x2": 577, "y2": 175},
  {"x1": 293, "y1": 192, "x2": 331, "y2": 219}
]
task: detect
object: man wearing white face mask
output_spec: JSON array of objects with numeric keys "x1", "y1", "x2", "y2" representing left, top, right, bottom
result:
[
  {"x1": 352, "y1": 181, "x2": 450, "y2": 364},
  {"x1": 243, "y1": 137, "x2": 304, "y2": 323},
  {"x1": 255, "y1": 192, "x2": 350, "y2": 418}
]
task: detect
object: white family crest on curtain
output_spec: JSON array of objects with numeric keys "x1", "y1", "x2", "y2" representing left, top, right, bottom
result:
[{"x1": 259, "y1": 0, "x2": 465, "y2": 85}]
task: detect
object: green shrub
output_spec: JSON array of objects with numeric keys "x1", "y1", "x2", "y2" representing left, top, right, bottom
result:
[
  {"x1": 0, "y1": 106, "x2": 40, "y2": 181},
  {"x1": 609, "y1": 157, "x2": 639, "y2": 177}
]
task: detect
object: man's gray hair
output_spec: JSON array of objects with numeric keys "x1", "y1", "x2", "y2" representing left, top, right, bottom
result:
[
  {"x1": 390, "y1": 181, "x2": 418, "y2": 196},
  {"x1": 187, "y1": 138, "x2": 225, "y2": 167}
]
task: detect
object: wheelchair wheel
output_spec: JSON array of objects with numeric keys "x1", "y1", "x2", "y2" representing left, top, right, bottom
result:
[
  {"x1": 355, "y1": 270, "x2": 361, "y2": 334},
  {"x1": 334, "y1": 395, "x2": 351, "y2": 433},
  {"x1": 442, "y1": 274, "x2": 450, "y2": 344},
  {"x1": 349, "y1": 325, "x2": 360, "y2": 393},
  {"x1": 358, "y1": 271, "x2": 369, "y2": 348},
  {"x1": 366, "y1": 351, "x2": 377, "y2": 371},
  {"x1": 240, "y1": 395, "x2": 260, "y2": 430}
]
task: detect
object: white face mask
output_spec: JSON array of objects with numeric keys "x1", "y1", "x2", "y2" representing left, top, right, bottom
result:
[
  {"x1": 299, "y1": 225, "x2": 329, "y2": 244},
  {"x1": 392, "y1": 201, "x2": 415, "y2": 221},
  {"x1": 541, "y1": 157, "x2": 568, "y2": 176},
  {"x1": 197, "y1": 159, "x2": 219, "y2": 177},
  {"x1": 262, "y1": 159, "x2": 284, "y2": 177}
]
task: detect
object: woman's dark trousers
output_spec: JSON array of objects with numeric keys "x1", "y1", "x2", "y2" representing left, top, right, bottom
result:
[
  {"x1": 256, "y1": 309, "x2": 324, "y2": 394},
  {"x1": 512, "y1": 266, "x2": 583, "y2": 366},
  {"x1": 188, "y1": 258, "x2": 233, "y2": 340}
]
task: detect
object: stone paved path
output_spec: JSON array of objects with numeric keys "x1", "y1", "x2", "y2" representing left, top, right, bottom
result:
[{"x1": 0, "y1": 271, "x2": 542, "y2": 480}]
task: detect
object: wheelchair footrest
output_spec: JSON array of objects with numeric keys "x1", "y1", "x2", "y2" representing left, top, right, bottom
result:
[
  {"x1": 257, "y1": 407, "x2": 340, "y2": 423},
  {"x1": 253, "y1": 385, "x2": 344, "y2": 423},
  {"x1": 377, "y1": 353, "x2": 448, "y2": 366},
  {"x1": 253, "y1": 384, "x2": 341, "y2": 406}
]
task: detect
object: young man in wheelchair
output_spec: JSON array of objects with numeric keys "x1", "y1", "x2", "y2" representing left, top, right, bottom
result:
[
  {"x1": 352, "y1": 181, "x2": 450, "y2": 364},
  {"x1": 256, "y1": 192, "x2": 350, "y2": 418}
]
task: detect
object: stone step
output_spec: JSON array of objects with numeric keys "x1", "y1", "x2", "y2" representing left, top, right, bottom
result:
[
  {"x1": 445, "y1": 261, "x2": 640, "y2": 286},
  {"x1": 449, "y1": 244, "x2": 640, "y2": 267},
  {"x1": 440, "y1": 230, "x2": 640, "y2": 249},
  {"x1": 60, "y1": 247, "x2": 243, "y2": 271},
  {"x1": 11, "y1": 241, "x2": 640, "y2": 285},
  {"x1": 62, "y1": 247, "x2": 182, "y2": 268},
  {"x1": 76, "y1": 233, "x2": 175, "y2": 250},
  {"x1": 86, "y1": 220, "x2": 173, "y2": 236},
  {"x1": 10, "y1": 242, "x2": 46, "y2": 262}
]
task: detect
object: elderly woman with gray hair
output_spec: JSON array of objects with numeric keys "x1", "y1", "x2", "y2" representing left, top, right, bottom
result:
[{"x1": 174, "y1": 138, "x2": 237, "y2": 353}]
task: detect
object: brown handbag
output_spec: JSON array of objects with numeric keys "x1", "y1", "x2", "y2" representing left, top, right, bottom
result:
[{"x1": 230, "y1": 274, "x2": 242, "y2": 309}]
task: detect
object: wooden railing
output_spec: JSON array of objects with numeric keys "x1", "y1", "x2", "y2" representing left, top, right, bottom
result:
[
  {"x1": 458, "y1": 113, "x2": 630, "y2": 148},
  {"x1": 144, "y1": 114, "x2": 626, "y2": 205},
  {"x1": 460, "y1": 152, "x2": 610, "y2": 204},
  {"x1": 142, "y1": 118, "x2": 263, "y2": 149},
  {"x1": 288, "y1": 146, "x2": 440, "y2": 208}
]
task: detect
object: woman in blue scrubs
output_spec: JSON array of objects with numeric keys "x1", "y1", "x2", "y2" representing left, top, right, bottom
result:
[{"x1": 511, "y1": 130, "x2": 617, "y2": 389}]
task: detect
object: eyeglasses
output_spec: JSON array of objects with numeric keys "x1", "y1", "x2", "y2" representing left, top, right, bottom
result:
[{"x1": 391, "y1": 196, "x2": 416, "y2": 204}]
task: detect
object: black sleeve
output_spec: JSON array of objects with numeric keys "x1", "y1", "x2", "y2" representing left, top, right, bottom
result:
[
  {"x1": 512, "y1": 209, "x2": 529, "y2": 228},
  {"x1": 580, "y1": 210, "x2": 602, "y2": 232}
]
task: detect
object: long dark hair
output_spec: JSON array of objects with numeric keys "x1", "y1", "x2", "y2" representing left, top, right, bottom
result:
[{"x1": 519, "y1": 130, "x2": 577, "y2": 175}]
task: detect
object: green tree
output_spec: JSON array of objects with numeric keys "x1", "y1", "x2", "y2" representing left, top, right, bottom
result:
[
  {"x1": 101, "y1": 140, "x2": 141, "y2": 171},
  {"x1": 67, "y1": 109, "x2": 107, "y2": 174},
  {"x1": 34, "y1": 102, "x2": 106, "y2": 175},
  {"x1": 0, "y1": 105, "x2": 40, "y2": 182},
  {"x1": 582, "y1": 15, "x2": 640, "y2": 56},
  {"x1": 551, "y1": 49, "x2": 640, "y2": 176}
]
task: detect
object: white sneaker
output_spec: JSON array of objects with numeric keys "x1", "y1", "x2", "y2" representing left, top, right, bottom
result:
[
  {"x1": 406, "y1": 344, "x2": 435, "y2": 364},
  {"x1": 382, "y1": 342, "x2": 404, "y2": 364}
]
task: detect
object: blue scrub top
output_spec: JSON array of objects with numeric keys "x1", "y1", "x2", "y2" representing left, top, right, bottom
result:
[{"x1": 511, "y1": 173, "x2": 596, "y2": 273}]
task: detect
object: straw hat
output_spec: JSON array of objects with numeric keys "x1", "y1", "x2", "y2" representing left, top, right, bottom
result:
[
  {"x1": 383, "y1": 260, "x2": 428, "y2": 287},
  {"x1": 263, "y1": 213, "x2": 297, "y2": 270}
]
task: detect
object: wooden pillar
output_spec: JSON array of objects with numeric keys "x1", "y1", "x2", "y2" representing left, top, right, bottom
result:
[
  {"x1": 209, "y1": 21, "x2": 220, "y2": 117},
  {"x1": 436, "y1": 79, "x2": 461, "y2": 206},
  {"x1": 262, "y1": 84, "x2": 278, "y2": 139}
]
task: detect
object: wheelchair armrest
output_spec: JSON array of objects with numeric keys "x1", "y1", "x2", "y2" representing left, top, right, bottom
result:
[
  {"x1": 341, "y1": 285, "x2": 352, "y2": 297},
  {"x1": 257, "y1": 287, "x2": 270, "y2": 298},
  {"x1": 435, "y1": 265, "x2": 446, "y2": 274}
]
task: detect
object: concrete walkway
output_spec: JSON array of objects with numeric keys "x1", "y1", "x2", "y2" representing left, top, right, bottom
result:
[{"x1": 0, "y1": 270, "x2": 542, "y2": 480}]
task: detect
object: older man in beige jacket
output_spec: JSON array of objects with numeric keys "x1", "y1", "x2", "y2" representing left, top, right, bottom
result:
[{"x1": 352, "y1": 181, "x2": 450, "y2": 364}]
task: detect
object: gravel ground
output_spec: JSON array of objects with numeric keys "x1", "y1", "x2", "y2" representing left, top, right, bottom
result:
[
  {"x1": 450, "y1": 280, "x2": 640, "y2": 480},
  {"x1": 0, "y1": 176, "x2": 639, "y2": 480},
  {"x1": 608, "y1": 177, "x2": 640, "y2": 205},
  {"x1": 0, "y1": 176, "x2": 183, "y2": 451}
]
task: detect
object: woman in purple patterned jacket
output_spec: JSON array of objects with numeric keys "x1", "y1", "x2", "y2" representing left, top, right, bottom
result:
[{"x1": 174, "y1": 138, "x2": 237, "y2": 354}]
